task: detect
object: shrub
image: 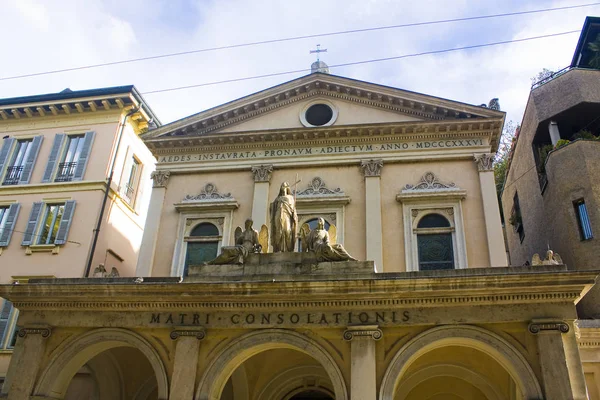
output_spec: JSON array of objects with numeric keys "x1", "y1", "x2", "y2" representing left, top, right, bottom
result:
[{"x1": 555, "y1": 139, "x2": 571, "y2": 149}]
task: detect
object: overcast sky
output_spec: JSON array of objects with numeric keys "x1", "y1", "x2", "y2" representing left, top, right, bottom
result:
[{"x1": 1, "y1": 0, "x2": 598, "y2": 127}]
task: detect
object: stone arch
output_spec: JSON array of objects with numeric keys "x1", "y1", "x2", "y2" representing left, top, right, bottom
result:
[
  {"x1": 257, "y1": 365, "x2": 334, "y2": 400},
  {"x1": 379, "y1": 325, "x2": 542, "y2": 400},
  {"x1": 394, "y1": 364, "x2": 503, "y2": 400},
  {"x1": 34, "y1": 328, "x2": 168, "y2": 399},
  {"x1": 195, "y1": 329, "x2": 347, "y2": 400}
]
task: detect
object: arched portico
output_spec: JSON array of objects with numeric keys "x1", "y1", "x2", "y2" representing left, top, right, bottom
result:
[
  {"x1": 33, "y1": 328, "x2": 169, "y2": 400},
  {"x1": 379, "y1": 325, "x2": 543, "y2": 400},
  {"x1": 195, "y1": 329, "x2": 348, "y2": 400}
]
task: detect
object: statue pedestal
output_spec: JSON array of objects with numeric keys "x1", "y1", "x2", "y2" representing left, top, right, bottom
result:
[{"x1": 187, "y1": 252, "x2": 375, "y2": 279}]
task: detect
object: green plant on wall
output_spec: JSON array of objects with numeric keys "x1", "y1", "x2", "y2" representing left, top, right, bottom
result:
[
  {"x1": 572, "y1": 129, "x2": 597, "y2": 140},
  {"x1": 588, "y1": 33, "x2": 600, "y2": 69}
]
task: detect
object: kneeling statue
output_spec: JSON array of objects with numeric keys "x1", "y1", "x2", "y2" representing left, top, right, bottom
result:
[
  {"x1": 302, "y1": 218, "x2": 357, "y2": 262},
  {"x1": 206, "y1": 219, "x2": 261, "y2": 265}
]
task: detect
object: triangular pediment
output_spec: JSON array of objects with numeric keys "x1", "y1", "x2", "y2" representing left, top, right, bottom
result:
[{"x1": 143, "y1": 73, "x2": 503, "y2": 139}]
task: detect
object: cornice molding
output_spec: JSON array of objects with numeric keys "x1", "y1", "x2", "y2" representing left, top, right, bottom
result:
[
  {"x1": 0, "y1": 180, "x2": 107, "y2": 196},
  {"x1": 147, "y1": 122, "x2": 499, "y2": 158}
]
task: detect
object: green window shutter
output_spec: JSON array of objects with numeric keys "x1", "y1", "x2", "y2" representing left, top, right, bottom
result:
[
  {"x1": 54, "y1": 200, "x2": 76, "y2": 245},
  {"x1": 0, "y1": 204, "x2": 21, "y2": 246},
  {"x1": 0, "y1": 138, "x2": 15, "y2": 179},
  {"x1": 18, "y1": 136, "x2": 43, "y2": 184},
  {"x1": 42, "y1": 134, "x2": 65, "y2": 183},
  {"x1": 72, "y1": 131, "x2": 95, "y2": 181},
  {"x1": 21, "y1": 202, "x2": 43, "y2": 246}
]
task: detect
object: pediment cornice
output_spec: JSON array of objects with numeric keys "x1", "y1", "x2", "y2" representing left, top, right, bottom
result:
[
  {"x1": 144, "y1": 117, "x2": 504, "y2": 154},
  {"x1": 143, "y1": 73, "x2": 504, "y2": 140}
]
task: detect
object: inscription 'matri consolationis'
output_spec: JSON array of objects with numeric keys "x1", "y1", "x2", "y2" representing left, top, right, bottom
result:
[
  {"x1": 149, "y1": 311, "x2": 410, "y2": 327},
  {"x1": 158, "y1": 139, "x2": 486, "y2": 163}
]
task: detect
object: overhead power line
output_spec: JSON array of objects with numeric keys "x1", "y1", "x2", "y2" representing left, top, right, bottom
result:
[
  {"x1": 0, "y1": 2, "x2": 598, "y2": 82},
  {"x1": 140, "y1": 30, "x2": 580, "y2": 95}
]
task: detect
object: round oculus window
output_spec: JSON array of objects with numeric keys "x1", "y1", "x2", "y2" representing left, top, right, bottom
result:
[{"x1": 305, "y1": 103, "x2": 334, "y2": 126}]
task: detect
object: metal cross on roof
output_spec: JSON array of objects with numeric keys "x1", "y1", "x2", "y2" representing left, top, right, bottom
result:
[{"x1": 309, "y1": 44, "x2": 328, "y2": 62}]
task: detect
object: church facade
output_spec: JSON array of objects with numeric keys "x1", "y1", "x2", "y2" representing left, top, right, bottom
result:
[{"x1": 0, "y1": 70, "x2": 597, "y2": 400}]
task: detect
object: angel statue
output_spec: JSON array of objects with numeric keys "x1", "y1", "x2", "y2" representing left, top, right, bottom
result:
[
  {"x1": 301, "y1": 218, "x2": 357, "y2": 262},
  {"x1": 270, "y1": 182, "x2": 298, "y2": 252},
  {"x1": 206, "y1": 218, "x2": 261, "y2": 265},
  {"x1": 531, "y1": 249, "x2": 563, "y2": 266}
]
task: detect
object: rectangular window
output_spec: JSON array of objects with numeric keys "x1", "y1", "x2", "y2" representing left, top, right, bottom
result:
[
  {"x1": 55, "y1": 135, "x2": 84, "y2": 182},
  {"x1": 123, "y1": 157, "x2": 142, "y2": 205},
  {"x1": 574, "y1": 199, "x2": 593, "y2": 240},
  {"x1": 3, "y1": 139, "x2": 32, "y2": 185},
  {"x1": 0, "y1": 300, "x2": 18, "y2": 350},
  {"x1": 38, "y1": 204, "x2": 65, "y2": 245}
]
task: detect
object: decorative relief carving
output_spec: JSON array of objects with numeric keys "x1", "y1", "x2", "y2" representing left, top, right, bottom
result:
[
  {"x1": 474, "y1": 154, "x2": 495, "y2": 172},
  {"x1": 360, "y1": 159, "x2": 383, "y2": 177},
  {"x1": 18, "y1": 327, "x2": 51, "y2": 338},
  {"x1": 151, "y1": 170, "x2": 171, "y2": 188},
  {"x1": 343, "y1": 326, "x2": 383, "y2": 341},
  {"x1": 411, "y1": 209, "x2": 420, "y2": 218},
  {"x1": 184, "y1": 183, "x2": 232, "y2": 202},
  {"x1": 404, "y1": 172, "x2": 456, "y2": 190},
  {"x1": 170, "y1": 329, "x2": 206, "y2": 340},
  {"x1": 529, "y1": 322, "x2": 569, "y2": 334},
  {"x1": 251, "y1": 165, "x2": 273, "y2": 182},
  {"x1": 444, "y1": 208, "x2": 454, "y2": 216},
  {"x1": 296, "y1": 177, "x2": 344, "y2": 197}
]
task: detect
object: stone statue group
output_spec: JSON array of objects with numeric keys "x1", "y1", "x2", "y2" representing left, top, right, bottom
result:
[{"x1": 207, "y1": 182, "x2": 356, "y2": 265}]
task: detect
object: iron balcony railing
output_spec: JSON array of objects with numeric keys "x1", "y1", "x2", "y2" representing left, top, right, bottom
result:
[
  {"x1": 2, "y1": 166, "x2": 23, "y2": 185},
  {"x1": 55, "y1": 162, "x2": 77, "y2": 182}
]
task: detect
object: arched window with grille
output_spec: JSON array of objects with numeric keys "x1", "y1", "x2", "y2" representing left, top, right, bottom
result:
[
  {"x1": 184, "y1": 222, "x2": 221, "y2": 275},
  {"x1": 416, "y1": 213, "x2": 455, "y2": 271}
]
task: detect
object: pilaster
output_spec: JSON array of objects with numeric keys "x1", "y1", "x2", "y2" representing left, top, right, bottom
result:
[
  {"x1": 529, "y1": 321, "x2": 587, "y2": 400},
  {"x1": 361, "y1": 159, "x2": 383, "y2": 272},
  {"x1": 344, "y1": 325, "x2": 382, "y2": 400},
  {"x1": 251, "y1": 165, "x2": 272, "y2": 228},
  {"x1": 474, "y1": 154, "x2": 507, "y2": 267},
  {"x1": 5, "y1": 327, "x2": 51, "y2": 400},
  {"x1": 136, "y1": 170, "x2": 170, "y2": 277},
  {"x1": 169, "y1": 328, "x2": 205, "y2": 400}
]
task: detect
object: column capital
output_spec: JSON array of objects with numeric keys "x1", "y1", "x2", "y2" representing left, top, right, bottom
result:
[
  {"x1": 251, "y1": 165, "x2": 273, "y2": 182},
  {"x1": 170, "y1": 328, "x2": 206, "y2": 340},
  {"x1": 529, "y1": 321, "x2": 569, "y2": 334},
  {"x1": 18, "y1": 327, "x2": 51, "y2": 339},
  {"x1": 343, "y1": 325, "x2": 382, "y2": 341},
  {"x1": 151, "y1": 170, "x2": 171, "y2": 188},
  {"x1": 360, "y1": 159, "x2": 383, "y2": 177},
  {"x1": 474, "y1": 153, "x2": 494, "y2": 172}
]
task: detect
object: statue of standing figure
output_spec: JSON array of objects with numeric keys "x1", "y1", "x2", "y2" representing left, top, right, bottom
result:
[{"x1": 270, "y1": 182, "x2": 298, "y2": 252}]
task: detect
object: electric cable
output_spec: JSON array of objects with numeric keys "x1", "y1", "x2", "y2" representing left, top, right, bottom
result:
[{"x1": 0, "y1": 2, "x2": 597, "y2": 82}]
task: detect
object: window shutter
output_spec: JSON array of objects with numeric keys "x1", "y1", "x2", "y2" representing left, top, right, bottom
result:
[
  {"x1": 0, "y1": 203, "x2": 21, "y2": 246},
  {"x1": 21, "y1": 202, "x2": 43, "y2": 246},
  {"x1": 72, "y1": 131, "x2": 95, "y2": 181},
  {"x1": 0, "y1": 300, "x2": 12, "y2": 346},
  {"x1": 18, "y1": 136, "x2": 43, "y2": 184},
  {"x1": 0, "y1": 138, "x2": 15, "y2": 178},
  {"x1": 42, "y1": 134, "x2": 66, "y2": 183},
  {"x1": 134, "y1": 165, "x2": 145, "y2": 212},
  {"x1": 54, "y1": 200, "x2": 76, "y2": 245}
]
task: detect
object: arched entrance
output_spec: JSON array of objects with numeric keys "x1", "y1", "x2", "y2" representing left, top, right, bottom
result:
[
  {"x1": 196, "y1": 329, "x2": 347, "y2": 400},
  {"x1": 33, "y1": 328, "x2": 168, "y2": 400},
  {"x1": 379, "y1": 325, "x2": 542, "y2": 400}
]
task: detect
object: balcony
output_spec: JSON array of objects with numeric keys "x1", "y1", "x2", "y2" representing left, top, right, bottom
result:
[
  {"x1": 2, "y1": 166, "x2": 23, "y2": 185},
  {"x1": 55, "y1": 162, "x2": 77, "y2": 182}
]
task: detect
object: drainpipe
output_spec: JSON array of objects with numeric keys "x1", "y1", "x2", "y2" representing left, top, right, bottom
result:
[{"x1": 84, "y1": 105, "x2": 141, "y2": 277}]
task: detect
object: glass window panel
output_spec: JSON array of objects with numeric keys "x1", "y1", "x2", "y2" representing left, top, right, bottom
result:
[
  {"x1": 190, "y1": 223, "x2": 219, "y2": 237},
  {"x1": 0, "y1": 207, "x2": 8, "y2": 232},
  {"x1": 417, "y1": 213, "x2": 451, "y2": 228},
  {"x1": 38, "y1": 204, "x2": 65, "y2": 244},
  {"x1": 575, "y1": 200, "x2": 594, "y2": 240},
  {"x1": 417, "y1": 233, "x2": 454, "y2": 271},
  {"x1": 63, "y1": 135, "x2": 84, "y2": 164},
  {"x1": 11, "y1": 140, "x2": 32, "y2": 167},
  {"x1": 185, "y1": 242, "x2": 219, "y2": 273}
]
